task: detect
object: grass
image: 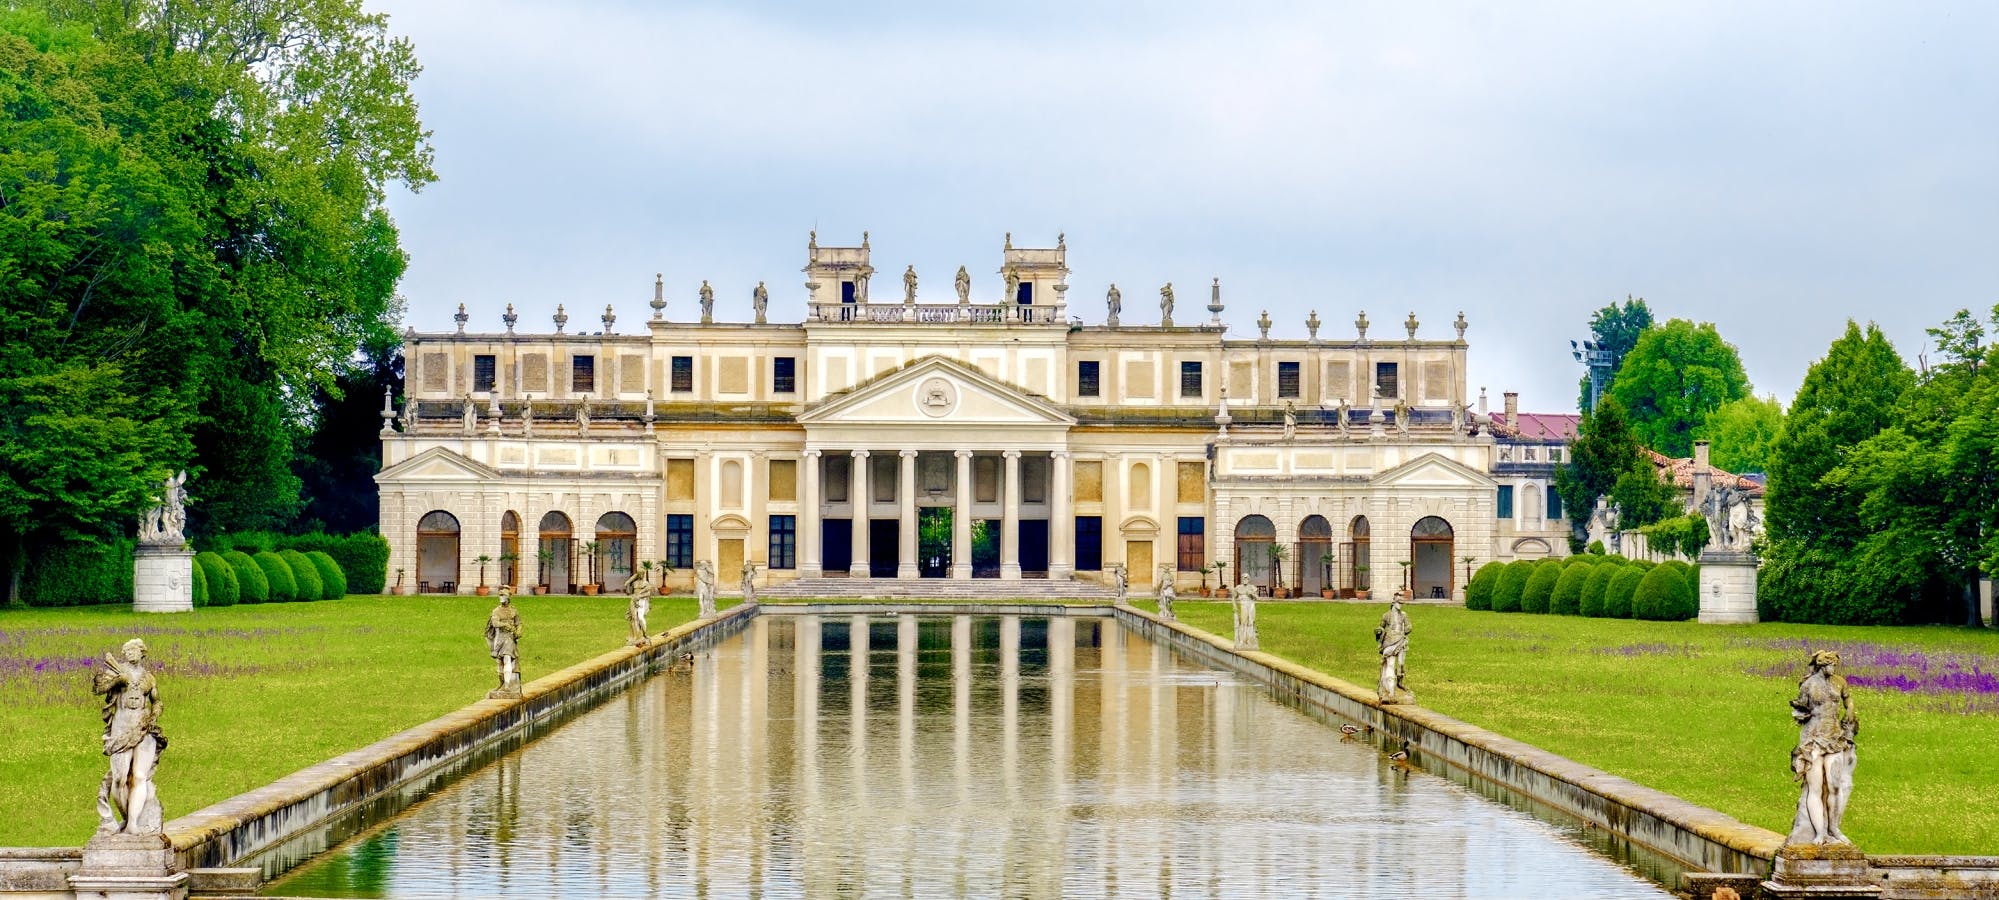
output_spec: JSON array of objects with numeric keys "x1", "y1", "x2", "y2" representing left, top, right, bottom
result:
[
  {"x1": 0, "y1": 594, "x2": 707, "y2": 847},
  {"x1": 1138, "y1": 600, "x2": 1999, "y2": 856}
]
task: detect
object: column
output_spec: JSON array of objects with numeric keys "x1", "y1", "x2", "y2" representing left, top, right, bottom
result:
[
  {"x1": 1001, "y1": 450, "x2": 1022, "y2": 579},
  {"x1": 1050, "y1": 450, "x2": 1073, "y2": 579},
  {"x1": 850, "y1": 450, "x2": 870, "y2": 577},
  {"x1": 952, "y1": 450, "x2": 973, "y2": 579},
  {"x1": 897, "y1": 449, "x2": 919, "y2": 579},
  {"x1": 800, "y1": 450, "x2": 822, "y2": 576}
]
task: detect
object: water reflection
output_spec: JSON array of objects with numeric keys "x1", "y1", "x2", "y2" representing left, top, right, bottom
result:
[{"x1": 268, "y1": 615, "x2": 1670, "y2": 898}]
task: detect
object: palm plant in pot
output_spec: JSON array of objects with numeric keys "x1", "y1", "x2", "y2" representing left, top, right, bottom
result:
[
  {"x1": 1213, "y1": 560, "x2": 1229, "y2": 594},
  {"x1": 1354, "y1": 564, "x2": 1370, "y2": 599},
  {"x1": 580, "y1": 541, "x2": 602, "y2": 595},
  {"x1": 1198, "y1": 563, "x2": 1213, "y2": 597},
  {"x1": 498, "y1": 551, "x2": 518, "y2": 591},
  {"x1": 657, "y1": 560, "x2": 674, "y2": 593},
  {"x1": 475, "y1": 554, "x2": 493, "y2": 596},
  {"x1": 391, "y1": 568, "x2": 406, "y2": 596},
  {"x1": 534, "y1": 548, "x2": 554, "y2": 594},
  {"x1": 1320, "y1": 551, "x2": 1336, "y2": 599},
  {"x1": 1267, "y1": 543, "x2": 1288, "y2": 598}
]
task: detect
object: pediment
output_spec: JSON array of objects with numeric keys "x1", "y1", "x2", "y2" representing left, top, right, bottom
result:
[
  {"x1": 375, "y1": 447, "x2": 502, "y2": 483},
  {"x1": 799, "y1": 356, "x2": 1074, "y2": 428},
  {"x1": 1374, "y1": 453, "x2": 1494, "y2": 489}
]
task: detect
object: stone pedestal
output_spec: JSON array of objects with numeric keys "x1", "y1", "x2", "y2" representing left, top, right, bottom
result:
[
  {"x1": 68, "y1": 834, "x2": 188, "y2": 900},
  {"x1": 1697, "y1": 549, "x2": 1759, "y2": 624},
  {"x1": 1760, "y1": 843, "x2": 1881, "y2": 899},
  {"x1": 487, "y1": 685, "x2": 522, "y2": 701},
  {"x1": 132, "y1": 545, "x2": 195, "y2": 614}
]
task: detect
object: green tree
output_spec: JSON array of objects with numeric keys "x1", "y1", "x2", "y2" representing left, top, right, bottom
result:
[
  {"x1": 1764, "y1": 321, "x2": 1913, "y2": 548},
  {"x1": 1577, "y1": 295, "x2": 1654, "y2": 413},
  {"x1": 1608, "y1": 319, "x2": 1750, "y2": 457},
  {"x1": 1554, "y1": 395, "x2": 1676, "y2": 551},
  {"x1": 1692, "y1": 395, "x2": 1784, "y2": 474}
]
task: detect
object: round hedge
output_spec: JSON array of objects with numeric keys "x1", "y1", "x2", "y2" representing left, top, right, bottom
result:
[
  {"x1": 1493, "y1": 560, "x2": 1535, "y2": 612},
  {"x1": 306, "y1": 551, "x2": 347, "y2": 599},
  {"x1": 1562, "y1": 554, "x2": 1595, "y2": 568},
  {"x1": 196, "y1": 551, "x2": 240, "y2": 607},
  {"x1": 224, "y1": 550, "x2": 269, "y2": 603},
  {"x1": 1551, "y1": 562, "x2": 1592, "y2": 615},
  {"x1": 254, "y1": 551, "x2": 297, "y2": 602},
  {"x1": 1521, "y1": 559, "x2": 1563, "y2": 613},
  {"x1": 1606, "y1": 566, "x2": 1646, "y2": 619},
  {"x1": 190, "y1": 557, "x2": 209, "y2": 607},
  {"x1": 279, "y1": 550, "x2": 323, "y2": 601},
  {"x1": 1634, "y1": 564, "x2": 1697, "y2": 621},
  {"x1": 1465, "y1": 561, "x2": 1505, "y2": 611},
  {"x1": 1659, "y1": 559, "x2": 1694, "y2": 590},
  {"x1": 1580, "y1": 563, "x2": 1620, "y2": 617}
]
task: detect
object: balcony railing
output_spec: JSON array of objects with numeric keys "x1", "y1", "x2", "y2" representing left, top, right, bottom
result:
[{"x1": 810, "y1": 301, "x2": 1067, "y2": 325}]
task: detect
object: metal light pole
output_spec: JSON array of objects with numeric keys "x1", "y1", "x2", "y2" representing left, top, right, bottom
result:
[{"x1": 1571, "y1": 340, "x2": 1615, "y2": 411}]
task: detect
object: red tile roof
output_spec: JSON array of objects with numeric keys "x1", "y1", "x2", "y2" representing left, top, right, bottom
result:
[
  {"x1": 1646, "y1": 450, "x2": 1764, "y2": 496},
  {"x1": 1491, "y1": 412, "x2": 1582, "y2": 441}
]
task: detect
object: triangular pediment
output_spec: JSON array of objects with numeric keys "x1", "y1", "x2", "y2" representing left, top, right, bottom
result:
[
  {"x1": 799, "y1": 356, "x2": 1075, "y2": 427},
  {"x1": 1374, "y1": 452, "x2": 1494, "y2": 489},
  {"x1": 375, "y1": 446, "x2": 503, "y2": 483}
]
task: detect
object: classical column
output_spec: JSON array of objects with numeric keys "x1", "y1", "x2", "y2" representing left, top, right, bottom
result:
[
  {"x1": 1001, "y1": 449, "x2": 1022, "y2": 580},
  {"x1": 850, "y1": 450, "x2": 871, "y2": 577},
  {"x1": 1049, "y1": 450, "x2": 1073, "y2": 579},
  {"x1": 952, "y1": 450, "x2": 973, "y2": 580},
  {"x1": 800, "y1": 450, "x2": 822, "y2": 577},
  {"x1": 897, "y1": 449, "x2": 919, "y2": 579}
]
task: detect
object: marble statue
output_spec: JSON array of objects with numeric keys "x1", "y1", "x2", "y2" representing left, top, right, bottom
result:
[
  {"x1": 461, "y1": 394, "x2": 477, "y2": 434},
  {"x1": 752, "y1": 281, "x2": 769, "y2": 324},
  {"x1": 623, "y1": 570, "x2": 651, "y2": 647},
  {"x1": 1002, "y1": 267, "x2": 1019, "y2": 304},
  {"x1": 1393, "y1": 400, "x2": 1411, "y2": 436},
  {"x1": 521, "y1": 397, "x2": 534, "y2": 437},
  {"x1": 854, "y1": 266, "x2": 872, "y2": 301},
  {"x1": 1705, "y1": 483, "x2": 1761, "y2": 552},
  {"x1": 1282, "y1": 403, "x2": 1297, "y2": 441},
  {"x1": 1335, "y1": 399, "x2": 1352, "y2": 438},
  {"x1": 903, "y1": 265, "x2": 918, "y2": 303},
  {"x1": 1786, "y1": 650, "x2": 1858, "y2": 846},
  {"x1": 486, "y1": 588, "x2": 523, "y2": 695},
  {"x1": 699, "y1": 280, "x2": 715, "y2": 322},
  {"x1": 954, "y1": 265, "x2": 971, "y2": 303},
  {"x1": 1110, "y1": 563, "x2": 1128, "y2": 605},
  {"x1": 1375, "y1": 594, "x2": 1412, "y2": 704},
  {"x1": 1232, "y1": 582, "x2": 1259, "y2": 650},
  {"x1": 1155, "y1": 564, "x2": 1176, "y2": 622},
  {"x1": 1159, "y1": 282, "x2": 1175, "y2": 326},
  {"x1": 93, "y1": 639, "x2": 165, "y2": 835},
  {"x1": 1106, "y1": 283, "x2": 1121, "y2": 326},
  {"x1": 740, "y1": 561, "x2": 759, "y2": 609},
  {"x1": 137, "y1": 472, "x2": 188, "y2": 546},
  {"x1": 575, "y1": 396, "x2": 590, "y2": 433},
  {"x1": 695, "y1": 561, "x2": 717, "y2": 617},
  {"x1": 1601, "y1": 501, "x2": 1622, "y2": 554}
]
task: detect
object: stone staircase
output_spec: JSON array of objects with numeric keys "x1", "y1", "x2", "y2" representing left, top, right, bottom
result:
[{"x1": 759, "y1": 576, "x2": 1119, "y2": 602}]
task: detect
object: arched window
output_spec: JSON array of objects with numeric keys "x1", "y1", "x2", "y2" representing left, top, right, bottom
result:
[
  {"x1": 1410, "y1": 516, "x2": 1455, "y2": 600},
  {"x1": 1299, "y1": 515, "x2": 1334, "y2": 597},
  {"x1": 499, "y1": 511, "x2": 521, "y2": 589},
  {"x1": 1234, "y1": 514, "x2": 1276, "y2": 594},
  {"x1": 595, "y1": 512, "x2": 638, "y2": 592},
  {"x1": 1348, "y1": 515, "x2": 1372, "y2": 593},
  {"x1": 538, "y1": 511, "x2": 574, "y2": 593},
  {"x1": 416, "y1": 511, "x2": 460, "y2": 594}
]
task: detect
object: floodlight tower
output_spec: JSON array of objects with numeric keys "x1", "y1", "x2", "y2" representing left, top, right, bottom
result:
[{"x1": 1571, "y1": 339, "x2": 1614, "y2": 412}]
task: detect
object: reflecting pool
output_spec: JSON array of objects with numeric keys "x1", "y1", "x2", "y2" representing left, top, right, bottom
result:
[{"x1": 266, "y1": 614, "x2": 1670, "y2": 897}]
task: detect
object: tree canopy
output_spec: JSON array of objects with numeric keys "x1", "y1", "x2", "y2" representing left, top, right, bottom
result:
[
  {"x1": 1576, "y1": 295, "x2": 1653, "y2": 413},
  {"x1": 1762, "y1": 321, "x2": 1912, "y2": 548},
  {"x1": 1692, "y1": 394, "x2": 1784, "y2": 474},
  {"x1": 1554, "y1": 395, "x2": 1675, "y2": 552},
  {"x1": 1608, "y1": 318, "x2": 1750, "y2": 457}
]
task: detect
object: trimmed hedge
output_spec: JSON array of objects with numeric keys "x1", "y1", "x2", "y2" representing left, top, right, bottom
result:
[
  {"x1": 279, "y1": 550, "x2": 323, "y2": 601},
  {"x1": 1635, "y1": 564, "x2": 1697, "y2": 621},
  {"x1": 1521, "y1": 559, "x2": 1563, "y2": 613},
  {"x1": 14, "y1": 539, "x2": 134, "y2": 607},
  {"x1": 253, "y1": 551, "x2": 297, "y2": 602},
  {"x1": 279, "y1": 532, "x2": 389, "y2": 595},
  {"x1": 1551, "y1": 563, "x2": 1591, "y2": 615},
  {"x1": 1465, "y1": 561, "x2": 1505, "y2": 611},
  {"x1": 195, "y1": 552, "x2": 239, "y2": 607},
  {"x1": 1562, "y1": 554, "x2": 1595, "y2": 568},
  {"x1": 190, "y1": 557, "x2": 209, "y2": 607},
  {"x1": 306, "y1": 551, "x2": 347, "y2": 599},
  {"x1": 1606, "y1": 566, "x2": 1646, "y2": 619},
  {"x1": 1493, "y1": 560, "x2": 1535, "y2": 612},
  {"x1": 1580, "y1": 563, "x2": 1621, "y2": 617},
  {"x1": 224, "y1": 551, "x2": 269, "y2": 603}
]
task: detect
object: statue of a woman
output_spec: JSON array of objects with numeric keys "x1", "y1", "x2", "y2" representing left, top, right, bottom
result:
[
  {"x1": 623, "y1": 571, "x2": 651, "y2": 647},
  {"x1": 1232, "y1": 582, "x2": 1259, "y2": 650},
  {"x1": 1155, "y1": 564, "x2": 1176, "y2": 622},
  {"x1": 93, "y1": 639, "x2": 165, "y2": 835},
  {"x1": 695, "y1": 561, "x2": 717, "y2": 617},
  {"x1": 1159, "y1": 283, "x2": 1175, "y2": 326},
  {"x1": 1375, "y1": 595, "x2": 1412, "y2": 703},
  {"x1": 699, "y1": 280, "x2": 715, "y2": 322},
  {"x1": 486, "y1": 589, "x2": 523, "y2": 693},
  {"x1": 1110, "y1": 563, "x2": 1128, "y2": 605},
  {"x1": 1106, "y1": 283, "x2": 1121, "y2": 326},
  {"x1": 954, "y1": 266, "x2": 970, "y2": 304},
  {"x1": 740, "y1": 561, "x2": 759, "y2": 609},
  {"x1": 1787, "y1": 650, "x2": 1858, "y2": 845},
  {"x1": 752, "y1": 281, "x2": 769, "y2": 324},
  {"x1": 903, "y1": 265, "x2": 918, "y2": 303}
]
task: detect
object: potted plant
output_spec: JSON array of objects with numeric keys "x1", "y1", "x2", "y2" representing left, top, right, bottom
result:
[
  {"x1": 1268, "y1": 543, "x2": 1288, "y2": 598},
  {"x1": 1460, "y1": 555, "x2": 1477, "y2": 601},
  {"x1": 1213, "y1": 560, "x2": 1228, "y2": 594},
  {"x1": 579, "y1": 541, "x2": 602, "y2": 595},
  {"x1": 390, "y1": 568, "x2": 406, "y2": 596},
  {"x1": 1354, "y1": 564, "x2": 1371, "y2": 599},
  {"x1": 499, "y1": 550, "x2": 519, "y2": 591},
  {"x1": 1198, "y1": 563, "x2": 1213, "y2": 598},
  {"x1": 475, "y1": 554, "x2": 493, "y2": 596},
  {"x1": 1320, "y1": 551, "x2": 1336, "y2": 599},
  {"x1": 657, "y1": 560, "x2": 675, "y2": 593},
  {"x1": 534, "y1": 548, "x2": 554, "y2": 595},
  {"x1": 1397, "y1": 559, "x2": 1412, "y2": 596}
]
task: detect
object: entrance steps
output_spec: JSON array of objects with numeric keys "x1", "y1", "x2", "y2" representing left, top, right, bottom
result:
[{"x1": 761, "y1": 576, "x2": 1119, "y2": 601}]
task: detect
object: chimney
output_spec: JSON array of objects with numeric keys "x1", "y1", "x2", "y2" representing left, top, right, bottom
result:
[
  {"x1": 1503, "y1": 391, "x2": 1518, "y2": 425},
  {"x1": 1692, "y1": 440, "x2": 1712, "y2": 507}
]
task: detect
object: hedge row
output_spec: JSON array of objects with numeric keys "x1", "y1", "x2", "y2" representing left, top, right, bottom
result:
[
  {"x1": 11, "y1": 539, "x2": 134, "y2": 607},
  {"x1": 1468, "y1": 554, "x2": 1698, "y2": 621},
  {"x1": 201, "y1": 532, "x2": 387, "y2": 594}
]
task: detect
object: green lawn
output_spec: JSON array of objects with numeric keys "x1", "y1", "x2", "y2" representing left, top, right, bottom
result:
[
  {"x1": 1141, "y1": 600, "x2": 1999, "y2": 855},
  {"x1": 0, "y1": 595, "x2": 706, "y2": 847}
]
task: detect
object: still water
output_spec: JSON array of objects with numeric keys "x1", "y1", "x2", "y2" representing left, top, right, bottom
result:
[{"x1": 267, "y1": 615, "x2": 1670, "y2": 898}]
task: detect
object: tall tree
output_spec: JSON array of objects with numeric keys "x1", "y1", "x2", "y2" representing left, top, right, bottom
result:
[
  {"x1": 1763, "y1": 321, "x2": 1913, "y2": 548},
  {"x1": 1554, "y1": 395, "x2": 1675, "y2": 551},
  {"x1": 1576, "y1": 295, "x2": 1653, "y2": 412},
  {"x1": 1608, "y1": 318, "x2": 1750, "y2": 457},
  {"x1": 1692, "y1": 394, "x2": 1785, "y2": 474}
]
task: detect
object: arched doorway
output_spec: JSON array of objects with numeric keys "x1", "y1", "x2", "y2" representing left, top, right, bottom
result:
[
  {"x1": 539, "y1": 511, "x2": 574, "y2": 594},
  {"x1": 1411, "y1": 516, "x2": 1454, "y2": 599},
  {"x1": 1298, "y1": 515, "x2": 1333, "y2": 598},
  {"x1": 596, "y1": 512, "x2": 637, "y2": 592},
  {"x1": 500, "y1": 511, "x2": 521, "y2": 590},
  {"x1": 1345, "y1": 516, "x2": 1371, "y2": 595},
  {"x1": 416, "y1": 511, "x2": 460, "y2": 594},
  {"x1": 1234, "y1": 515, "x2": 1276, "y2": 596}
]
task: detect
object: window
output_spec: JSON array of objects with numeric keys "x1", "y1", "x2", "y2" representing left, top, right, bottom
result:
[
  {"x1": 769, "y1": 515, "x2": 796, "y2": 569},
  {"x1": 841, "y1": 281, "x2": 857, "y2": 304},
  {"x1": 1549, "y1": 446, "x2": 1564, "y2": 463},
  {"x1": 1017, "y1": 281, "x2": 1033, "y2": 304},
  {"x1": 1078, "y1": 360, "x2": 1100, "y2": 397},
  {"x1": 1277, "y1": 361, "x2": 1301, "y2": 399},
  {"x1": 671, "y1": 356, "x2": 693, "y2": 393},
  {"x1": 1525, "y1": 447, "x2": 1539, "y2": 462},
  {"x1": 1180, "y1": 361, "x2": 1203, "y2": 398},
  {"x1": 1375, "y1": 362, "x2": 1398, "y2": 399},
  {"x1": 1497, "y1": 485, "x2": 1514, "y2": 520},
  {"x1": 473, "y1": 355, "x2": 497, "y2": 393},
  {"x1": 1075, "y1": 516, "x2": 1103, "y2": 571},
  {"x1": 1177, "y1": 517, "x2": 1205, "y2": 571},
  {"x1": 571, "y1": 355, "x2": 595, "y2": 394},
  {"x1": 665, "y1": 514, "x2": 693, "y2": 568},
  {"x1": 1547, "y1": 485, "x2": 1564, "y2": 521},
  {"x1": 773, "y1": 357, "x2": 797, "y2": 394}
]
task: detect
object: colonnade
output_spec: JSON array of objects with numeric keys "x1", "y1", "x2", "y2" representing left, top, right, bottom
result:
[{"x1": 796, "y1": 448, "x2": 1072, "y2": 579}]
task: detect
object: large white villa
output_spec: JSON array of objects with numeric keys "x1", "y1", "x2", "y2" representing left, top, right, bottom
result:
[{"x1": 376, "y1": 235, "x2": 1576, "y2": 598}]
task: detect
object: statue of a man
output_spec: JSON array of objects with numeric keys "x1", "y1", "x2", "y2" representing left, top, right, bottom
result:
[
  {"x1": 623, "y1": 570, "x2": 651, "y2": 647},
  {"x1": 93, "y1": 639, "x2": 165, "y2": 836},
  {"x1": 1232, "y1": 582, "x2": 1259, "y2": 650},
  {"x1": 1106, "y1": 283, "x2": 1121, "y2": 326},
  {"x1": 752, "y1": 281, "x2": 769, "y2": 324},
  {"x1": 1375, "y1": 594, "x2": 1413, "y2": 704},
  {"x1": 740, "y1": 561, "x2": 759, "y2": 609},
  {"x1": 1156, "y1": 564, "x2": 1176, "y2": 622},
  {"x1": 1787, "y1": 650, "x2": 1858, "y2": 846},
  {"x1": 695, "y1": 561, "x2": 717, "y2": 618},
  {"x1": 954, "y1": 266, "x2": 971, "y2": 304},
  {"x1": 1335, "y1": 399, "x2": 1352, "y2": 438},
  {"x1": 486, "y1": 588, "x2": 523, "y2": 693},
  {"x1": 699, "y1": 280, "x2": 715, "y2": 322},
  {"x1": 1110, "y1": 563, "x2": 1128, "y2": 605},
  {"x1": 903, "y1": 265, "x2": 918, "y2": 303},
  {"x1": 1159, "y1": 282, "x2": 1175, "y2": 325}
]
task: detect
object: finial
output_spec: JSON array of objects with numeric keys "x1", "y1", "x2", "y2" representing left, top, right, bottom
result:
[
  {"x1": 502, "y1": 303, "x2": 518, "y2": 334},
  {"x1": 860, "y1": 230, "x2": 869, "y2": 249},
  {"x1": 1405, "y1": 311, "x2": 1420, "y2": 340},
  {"x1": 1257, "y1": 310, "x2": 1272, "y2": 341},
  {"x1": 1004, "y1": 231, "x2": 1013, "y2": 250},
  {"x1": 1355, "y1": 310, "x2": 1370, "y2": 342},
  {"x1": 808, "y1": 229, "x2": 817, "y2": 250},
  {"x1": 1207, "y1": 276, "x2": 1224, "y2": 324},
  {"x1": 379, "y1": 385, "x2": 395, "y2": 435},
  {"x1": 651, "y1": 273, "x2": 666, "y2": 320},
  {"x1": 1454, "y1": 310, "x2": 1468, "y2": 342},
  {"x1": 553, "y1": 303, "x2": 568, "y2": 334},
  {"x1": 1306, "y1": 310, "x2": 1321, "y2": 340},
  {"x1": 602, "y1": 304, "x2": 616, "y2": 334},
  {"x1": 454, "y1": 303, "x2": 468, "y2": 334},
  {"x1": 1057, "y1": 232, "x2": 1066, "y2": 250}
]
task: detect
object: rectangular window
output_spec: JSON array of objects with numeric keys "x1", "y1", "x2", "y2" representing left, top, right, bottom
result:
[
  {"x1": 1497, "y1": 485, "x2": 1514, "y2": 520},
  {"x1": 1375, "y1": 362, "x2": 1398, "y2": 399},
  {"x1": 1180, "y1": 361, "x2": 1203, "y2": 398},
  {"x1": 1177, "y1": 517, "x2": 1205, "y2": 571},
  {"x1": 1277, "y1": 361, "x2": 1301, "y2": 399},
  {"x1": 1547, "y1": 485, "x2": 1564, "y2": 521},
  {"x1": 665, "y1": 514, "x2": 693, "y2": 568},
  {"x1": 671, "y1": 356, "x2": 693, "y2": 393},
  {"x1": 773, "y1": 357, "x2": 797, "y2": 394},
  {"x1": 1078, "y1": 360, "x2": 1100, "y2": 397},
  {"x1": 571, "y1": 355, "x2": 595, "y2": 394},
  {"x1": 473, "y1": 355, "x2": 497, "y2": 393},
  {"x1": 1075, "y1": 516, "x2": 1103, "y2": 572},
  {"x1": 768, "y1": 515, "x2": 796, "y2": 569},
  {"x1": 1016, "y1": 282, "x2": 1033, "y2": 304}
]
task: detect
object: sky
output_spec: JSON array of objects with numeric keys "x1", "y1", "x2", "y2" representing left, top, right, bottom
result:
[{"x1": 373, "y1": 1, "x2": 1999, "y2": 413}]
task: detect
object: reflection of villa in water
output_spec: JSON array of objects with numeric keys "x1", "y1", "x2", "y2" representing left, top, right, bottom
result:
[{"x1": 379, "y1": 235, "x2": 1578, "y2": 599}]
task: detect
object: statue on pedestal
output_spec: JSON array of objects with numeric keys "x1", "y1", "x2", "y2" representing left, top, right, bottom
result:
[
  {"x1": 903, "y1": 265, "x2": 918, "y2": 304},
  {"x1": 740, "y1": 561, "x2": 759, "y2": 609},
  {"x1": 1159, "y1": 283, "x2": 1175, "y2": 326},
  {"x1": 1232, "y1": 582, "x2": 1259, "y2": 650},
  {"x1": 1787, "y1": 650, "x2": 1858, "y2": 846},
  {"x1": 954, "y1": 266, "x2": 971, "y2": 304},
  {"x1": 699, "y1": 280, "x2": 715, "y2": 323},
  {"x1": 1110, "y1": 563, "x2": 1128, "y2": 605},
  {"x1": 1375, "y1": 594, "x2": 1412, "y2": 704},
  {"x1": 485, "y1": 588, "x2": 522, "y2": 696},
  {"x1": 695, "y1": 561, "x2": 717, "y2": 617},
  {"x1": 1283, "y1": 402, "x2": 1297, "y2": 441},
  {"x1": 1155, "y1": 564, "x2": 1176, "y2": 622},
  {"x1": 575, "y1": 396, "x2": 590, "y2": 434},
  {"x1": 461, "y1": 395, "x2": 477, "y2": 435},
  {"x1": 1704, "y1": 483, "x2": 1761, "y2": 552},
  {"x1": 93, "y1": 639, "x2": 165, "y2": 836},
  {"x1": 1105, "y1": 283, "x2": 1121, "y2": 326},
  {"x1": 752, "y1": 281, "x2": 769, "y2": 324},
  {"x1": 1335, "y1": 399, "x2": 1352, "y2": 439},
  {"x1": 623, "y1": 570, "x2": 651, "y2": 647},
  {"x1": 137, "y1": 472, "x2": 188, "y2": 547}
]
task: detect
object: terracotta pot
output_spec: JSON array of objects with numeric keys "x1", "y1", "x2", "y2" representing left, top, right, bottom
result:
[
  {"x1": 1199, "y1": 588, "x2": 1212, "y2": 598},
  {"x1": 532, "y1": 585, "x2": 549, "y2": 595},
  {"x1": 581, "y1": 584, "x2": 600, "y2": 596},
  {"x1": 1321, "y1": 589, "x2": 1334, "y2": 599},
  {"x1": 1356, "y1": 589, "x2": 1371, "y2": 600},
  {"x1": 475, "y1": 586, "x2": 491, "y2": 596}
]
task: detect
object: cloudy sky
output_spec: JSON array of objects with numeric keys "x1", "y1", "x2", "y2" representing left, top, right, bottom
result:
[{"x1": 375, "y1": 1, "x2": 1998, "y2": 413}]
